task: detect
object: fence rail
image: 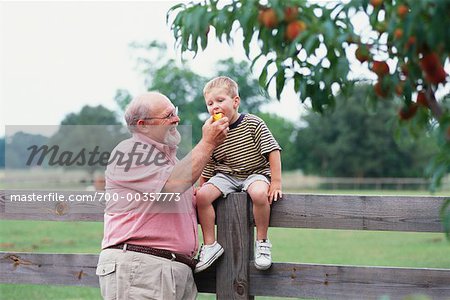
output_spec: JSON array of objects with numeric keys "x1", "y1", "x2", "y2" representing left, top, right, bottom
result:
[
  {"x1": 1, "y1": 191, "x2": 446, "y2": 232},
  {"x1": 1, "y1": 190, "x2": 450, "y2": 299},
  {"x1": 282, "y1": 174, "x2": 450, "y2": 191}
]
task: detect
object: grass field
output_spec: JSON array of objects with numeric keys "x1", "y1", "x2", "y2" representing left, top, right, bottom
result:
[
  {"x1": 0, "y1": 219, "x2": 449, "y2": 300},
  {"x1": 1, "y1": 169, "x2": 449, "y2": 299}
]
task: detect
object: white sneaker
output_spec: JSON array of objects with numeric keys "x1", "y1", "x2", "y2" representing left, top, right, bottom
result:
[
  {"x1": 194, "y1": 241, "x2": 224, "y2": 273},
  {"x1": 255, "y1": 240, "x2": 272, "y2": 270}
]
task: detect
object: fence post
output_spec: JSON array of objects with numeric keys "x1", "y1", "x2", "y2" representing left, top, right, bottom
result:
[{"x1": 216, "y1": 193, "x2": 254, "y2": 300}]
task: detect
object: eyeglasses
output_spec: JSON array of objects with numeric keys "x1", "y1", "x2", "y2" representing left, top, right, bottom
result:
[{"x1": 142, "y1": 106, "x2": 178, "y2": 121}]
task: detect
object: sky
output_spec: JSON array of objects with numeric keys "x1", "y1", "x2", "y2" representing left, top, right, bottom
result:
[{"x1": 0, "y1": 0, "x2": 314, "y2": 138}]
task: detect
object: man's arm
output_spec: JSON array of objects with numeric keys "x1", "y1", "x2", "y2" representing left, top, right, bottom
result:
[{"x1": 162, "y1": 117, "x2": 229, "y2": 193}]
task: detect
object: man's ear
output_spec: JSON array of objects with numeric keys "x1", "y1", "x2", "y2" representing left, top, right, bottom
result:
[
  {"x1": 135, "y1": 120, "x2": 152, "y2": 134},
  {"x1": 135, "y1": 120, "x2": 148, "y2": 132}
]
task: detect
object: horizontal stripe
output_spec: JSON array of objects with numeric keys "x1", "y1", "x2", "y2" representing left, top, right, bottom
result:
[{"x1": 202, "y1": 114, "x2": 281, "y2": 179}]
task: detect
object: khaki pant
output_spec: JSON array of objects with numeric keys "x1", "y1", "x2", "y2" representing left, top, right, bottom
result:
[{"x1": 96, "y1": 248, "x2": 197, "y2": 300}]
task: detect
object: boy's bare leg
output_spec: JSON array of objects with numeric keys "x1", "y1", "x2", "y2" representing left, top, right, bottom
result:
[
  {"x1": 246, "y1": 181, "x2": 270, "y2": 240},
  {"x1": 196, "y1": 184, "x2": 223, "y2": 245}
]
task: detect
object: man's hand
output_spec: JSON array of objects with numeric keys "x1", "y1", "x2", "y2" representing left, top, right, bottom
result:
[
  {"x1": 193, "y1": 186, "x2": 201, "y2": 196},
  {"x1": 163, "y1": 117, "x2": 229, "y2": 194},
  {"x1": 201, "y1": 116, "x2": 229, "y2": 148}
]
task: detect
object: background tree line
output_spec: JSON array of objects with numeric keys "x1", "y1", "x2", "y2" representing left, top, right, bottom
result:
[
  {"x1": 111, "y1": 41, "x2": 438, "y2": 177},
  {"x1": 1, "y1": 42, "x2": 438, "y2": 178}
]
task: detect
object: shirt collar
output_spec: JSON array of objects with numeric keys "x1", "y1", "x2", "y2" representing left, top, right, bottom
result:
[{"x1": 229, "y1": 113, "x2": 245, "y2": 130}]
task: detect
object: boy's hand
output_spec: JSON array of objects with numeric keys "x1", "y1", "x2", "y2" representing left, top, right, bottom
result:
[{"x1": 268, "y1": 180, "x2": 282, "y2": 204}]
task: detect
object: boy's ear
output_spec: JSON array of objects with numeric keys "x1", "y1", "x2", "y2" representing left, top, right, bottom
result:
[{"x1": 233, "y1": 96, "x2": 240, "y2": 108}]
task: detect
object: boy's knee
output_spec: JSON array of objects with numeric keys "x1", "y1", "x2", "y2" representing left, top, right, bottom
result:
[
  {"x1": 249, "y1": 189, "x2": 268, "y2": 205},
  {"x1": 196, "y1": 187, "x2": 216, "y2": 207},
  {"x1": 196, "y1": 189, "x2": 208, "y2": 204}
]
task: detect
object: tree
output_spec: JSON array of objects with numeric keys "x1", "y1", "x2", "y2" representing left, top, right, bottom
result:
[
  {"x1": 168, "y1": 0, "x2": 449, "y2": 186},
  {"x1": 216, "y1": 58, "x2": 269, "y2": 113},
  {"x1": 167, "y1": 0, "x2": 449, "y2": 234},
  {"x1": 5, "y1": 132, "x2": 48, "y2": 169},
  {"x1": 61, "y1": 105, "x2": 122, "y2": 125},
  {"x1": 48, "y1": 105, "x2": 127, "y2": 175},
  {"x1": 258, "y1": 112, "x2": 299, "y2": 171},
  {"x1": 115, "y1": 41, "x2": 270, "y2": 144},
  {"x1": 296, "y1": 84, "x2": 439, "y2": 177}
]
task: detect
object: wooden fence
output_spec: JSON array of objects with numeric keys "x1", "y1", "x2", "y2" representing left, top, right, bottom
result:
[
  {"x1": 1, "y1": 190, "x2": 450, "y2": 299},
  {"x1": 281, "y1": 174, "x2": 450, "y2": 191}
]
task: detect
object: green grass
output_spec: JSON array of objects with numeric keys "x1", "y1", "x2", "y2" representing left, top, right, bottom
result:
[
  {"x1": 2, "y1": 221, "x2": 448, "y2": 268},
  {"x1": 0, "y1": 169, "x2": 449, "y2": 299},
  {"x1": 0, "y1": 220, "x2": 449, "y2": 299},
  {"x1": 1, "y1": 171, "x2": 449, "y2": 299},
  {"x1": 269, "y1": 228, "x2": 450, "y2": 269},
  {"x1": 0, "y1": 284, "x2": 102, "y2": 300},
  {"x1": 0, "y1": 221, "x2": 103, "y2": 254}
]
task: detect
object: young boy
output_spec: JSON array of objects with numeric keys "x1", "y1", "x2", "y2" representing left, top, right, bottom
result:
[{"x1": 195, "y1": 76, "x2": 282, "y2": 273}]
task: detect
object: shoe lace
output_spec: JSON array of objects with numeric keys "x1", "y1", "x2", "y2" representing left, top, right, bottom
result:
[
  {"x1": 197, "y1": 244, "x2": 206, "y2": 261},
  {"x1": 257, "y1": 242, "x2": 271, "y2": 256}
]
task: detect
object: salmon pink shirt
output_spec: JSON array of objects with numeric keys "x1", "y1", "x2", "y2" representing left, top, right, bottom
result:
[{"x1": 101, "y1": 132, "x2": 198, "y2": 257}]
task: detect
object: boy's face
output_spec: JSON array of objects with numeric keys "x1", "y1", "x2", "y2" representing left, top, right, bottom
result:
[{"x1": 204, "y1": 87, "x2": 240, "y2": 121}]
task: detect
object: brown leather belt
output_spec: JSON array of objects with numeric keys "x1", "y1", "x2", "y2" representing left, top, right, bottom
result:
[{"x1": 107, "y1": 243, "x2": 197, "y2": 270}]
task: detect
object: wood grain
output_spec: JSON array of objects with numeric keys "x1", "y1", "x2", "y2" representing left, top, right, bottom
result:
[
  {"x1": 269, "y1": 193, "x2": 445, "y2": 232},
  {"x1": 2, "y1": 252, "x2": 449, "y2": 298},
  {"x1": 250, "y1": 262, "x2": 450, "y2": 299},
  {"x1": 216, "y1": 194, "x2": 254, "y2": 300}
]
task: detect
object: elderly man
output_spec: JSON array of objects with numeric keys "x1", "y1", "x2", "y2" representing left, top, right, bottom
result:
[{"x1": 96, "y1": 92, "x2": 229, "y2": 300}]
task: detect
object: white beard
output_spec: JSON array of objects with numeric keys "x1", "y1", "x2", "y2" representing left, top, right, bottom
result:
[{"x1": 164, "y1": 127, "x2": 181, "y2": 147}]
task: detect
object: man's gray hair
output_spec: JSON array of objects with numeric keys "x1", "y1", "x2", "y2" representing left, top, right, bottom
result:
[{"x1": 124, "y1": 92, "x2": 158, "y2": 133}]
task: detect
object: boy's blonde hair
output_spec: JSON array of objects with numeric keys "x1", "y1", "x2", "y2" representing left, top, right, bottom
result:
[{"x1": 203, "y1": 76, "x2": 239, "y2": 98}]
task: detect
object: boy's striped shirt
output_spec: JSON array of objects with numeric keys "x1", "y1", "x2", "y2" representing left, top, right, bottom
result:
[{"x1": 202, "y1": 114, "x2": 281, "y2": 180}]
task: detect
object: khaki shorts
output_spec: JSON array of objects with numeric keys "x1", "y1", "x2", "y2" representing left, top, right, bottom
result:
[
  {"x1": 96, "y1": 248, "x2": 197, "y2": 300},
  {"x1": 206, "y1": 173, "x2": 270, "y2": 197}
]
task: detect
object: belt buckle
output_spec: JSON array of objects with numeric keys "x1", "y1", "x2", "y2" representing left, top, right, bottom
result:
[{"x1": 171, "y1": 253, "x2": 176, "y2": 261}]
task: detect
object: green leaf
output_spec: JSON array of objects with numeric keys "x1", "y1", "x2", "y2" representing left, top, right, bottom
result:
[
  {"x1": 287, "y1": 39, "x2": 299, "y2": 57},
  {"x1": 266, "y1": 73, "x2": 277, "y2": 90},
  {"x1": 303, "y1": 35, "x2": 318, "y2": 55},
  {"x1": 300, "y1": 80, "x2": 307, "y2": 101},
  {"x1": 259, "y1": 67, "x2": 268, "y2": 87},
  {"x1": 323, "y1": 20, "x2": 336, "y2": 41},
  {"x1": 243, "y1": 34, "x2": 252, "y2": 58},
  {"x1": 404, "y1": 81, "x2": 413, "y2": 103},
  {"x1": 336, "y1": 57, "x2": 350, "y2": 77},
  {"x1": 250, "y1": 53, "x2": 264, "y2": 71},
  {"x1": 276, "y1": 67, "x2": 285, "y2": 100},
  {"x1": 166, "y1": 3, "x2": 186, "y2": 24},
  {"x1": 200, "y1": 34, "x2": 208, "y2": 51},
  {"x1": 294, "y1": 73, "x2": 301, "y2": 94}
]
